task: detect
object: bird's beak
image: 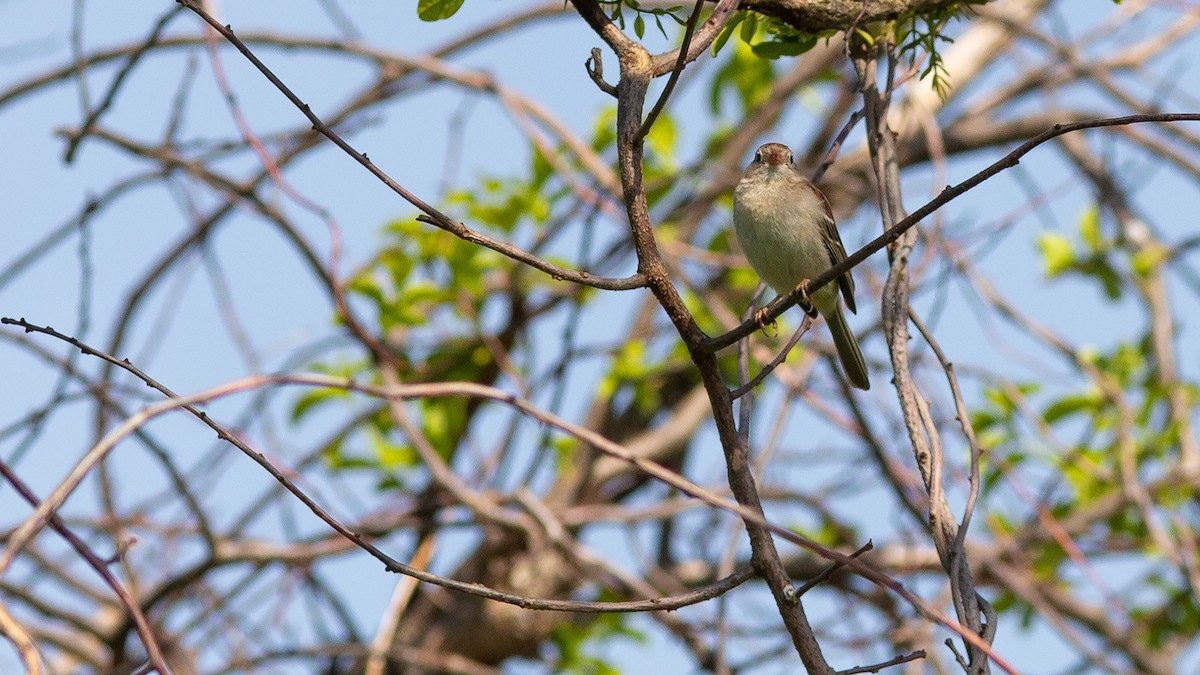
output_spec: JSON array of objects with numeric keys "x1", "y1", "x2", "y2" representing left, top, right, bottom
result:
[{"x1": 761, "y1": 150, "x2": 789, "y2": 166}]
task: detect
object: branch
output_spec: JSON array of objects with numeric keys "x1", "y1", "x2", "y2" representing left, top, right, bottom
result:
[
  {"x1": 174, "y1": 0, "x2": 643, "y2": 292},
  {"x1": 2, "y1": 317, "x2": 1020, "y2": 670},
  {"x1": 0, "y1": 460, "x2": 171, "y2": 674},
  {"x1": 742, "y1": 0, "x2": 973, "y2": 34},
  {"x1": 649, "y1": 0, "x2": 742, "y2": 75},
  {"x1": 637, "y1": 0, "x2": 705, "y2": 140}
]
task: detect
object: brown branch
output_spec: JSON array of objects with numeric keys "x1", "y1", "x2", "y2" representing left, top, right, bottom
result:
[
  {"x1": 0, "y1": 601, "x2": 44, "y2": 674},
  {"x1": 572, "y1": 0, "x2": 838, "y2": 667},
  {"x1": 174, "y1": 0, "x2": 643, "y2": 292},
  {"x1": 637, "y1": 0, "x2": 705, "y2": 141},
  {"x1": 648, "y1": 0, "x2": 743, "y2": 75},
  {"x1": 62, "y1": 5, "x2": 184, "y2": 163},
  {"x1": 2, "y1": 317, "x2": 1021, "y2": 669},
  {"x1": 742, "y1": 0, "x2": 972, "y2": 34},
  {"x1": 836, "y1": 649, "x2": 927, "y2": 675},
  {"x1": 794, "y1": 541, "x2": 873, "y2": 597},
  {"x1": 0, "y1": 460, "x2": 171, "y2": 674}
]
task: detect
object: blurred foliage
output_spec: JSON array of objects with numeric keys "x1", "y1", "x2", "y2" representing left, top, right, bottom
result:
[
  {"x1": 1037, "y1": 204, "x2": 1124, "y2": 300},
  {"x1": 712, "y1": 11, "x2": 831, "y2": 60},
  {"x1": 969, "y1": 205, "x2": 1200, "y2": 651},
  {"x1": 550, "y1": 606, "x2": 645, "y2": 674}
]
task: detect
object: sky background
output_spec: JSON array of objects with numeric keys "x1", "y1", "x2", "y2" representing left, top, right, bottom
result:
[{"x1": 2, "y1": 0, "x2": 1200, "y2": 672}]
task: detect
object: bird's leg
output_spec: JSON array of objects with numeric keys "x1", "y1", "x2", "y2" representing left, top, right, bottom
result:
[
  {"x1": 795, "y1": 280, "x2": 818, "y2": 318},
  {"x1": 754, "y1": 306, "x2": 778, "y2": 337}
]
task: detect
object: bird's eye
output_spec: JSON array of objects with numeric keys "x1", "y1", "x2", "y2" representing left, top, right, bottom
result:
[{"x1": 754, "y1": 151, "x2": 762, "y2": 162}]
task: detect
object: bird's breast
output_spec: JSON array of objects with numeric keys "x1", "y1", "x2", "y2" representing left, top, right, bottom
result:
[{"x1": 733, "y1": 176, "x2": 837, "y2": 307}]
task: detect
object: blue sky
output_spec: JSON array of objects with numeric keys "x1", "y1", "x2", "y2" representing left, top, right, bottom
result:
[{"x1": 2, "y1": 1, "x2": 1200, "y2": 672}]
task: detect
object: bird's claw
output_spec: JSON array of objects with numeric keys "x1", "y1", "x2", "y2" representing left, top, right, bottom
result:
[
  {"x1": 796, "y1": 280, "x2": 818, "y2": 318},
  {"x1": 754, "y1": 307, "x2": 778, "y2": 337}
]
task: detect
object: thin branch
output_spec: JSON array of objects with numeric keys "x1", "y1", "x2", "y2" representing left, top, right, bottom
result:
[
  {"x1": 1, "y1": 317, "x2": 1020, "y2": 670},
  {"x1": 794, "y1": 541, "x2": 873, "y2": 597},
  {"x1": 174, "y1": 0, "x2": 644, "y2": 292},
  {"x1": 62, "y1": 5, "x2": 184, "y2": 163},
  {"x1": 637, "y1": 0, "x2": 705, "y2": 141},
  {"x1": 0, "y1": 460, "x2": 171, "y2": 675},
  {"x1": 836, "y1": 649, "x2": 927, "y2": 675}
]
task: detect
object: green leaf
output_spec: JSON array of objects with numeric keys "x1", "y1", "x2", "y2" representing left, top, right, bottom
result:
[
  {"x1": 1042, "y1": 392, "x2": 1101, "y2": 424},
  {"x1": 711, "y1": 12, "x2": 745, "y2": 55},
  {"x1": 420, "y1": 397, "x2": 468, "y2": 459},
  {"x1": 708, "y1": 37, "x2": 774, "y2": 115},
  {"x1": 983, "y1": 387, "x2": 1017, "y2": 416},
  {"x1": 1037, "y1": 232, "x2": 1074, "y2": 277},
  {"x1": 290, "y1": 386, "x2": 349, "y2": 422},
  {"x1": 1097, "y1": 264, "x2": 1123, "y2": 300},
  {"x1": 1079, "y1": 204, "x2": 1103, "y2": 253},
  {"x1": 739, "y1": 11, "x2": 758, "y2": 42},
  {"x1": 368, "y1": 427, "x2": 417, "y2": 469},
  {"x1": 551, "y1": 612, "x2": 645, "y2": 674},
  {"x1": 634, "y1": 14, "x2": 645, "y2": 38},
  {"x1": 750, "y1": 34, "x2": 817, "y2": 58},
  {"x1": 591, "y1": 107, "x2": 618, "y2": 151},
  {"x1": 417, "y1": 0, "x2": 464, "y2": 21}
]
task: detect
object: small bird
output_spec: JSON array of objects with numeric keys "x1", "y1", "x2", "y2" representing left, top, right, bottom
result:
[{"x1": 733, "y1": 142, "x2": 870, "y2": 390}]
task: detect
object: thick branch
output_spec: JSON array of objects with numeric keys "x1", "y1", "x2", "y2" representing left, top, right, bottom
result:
[{"x1": 742, "y1": 0, "x2": 981, "y2": 33}]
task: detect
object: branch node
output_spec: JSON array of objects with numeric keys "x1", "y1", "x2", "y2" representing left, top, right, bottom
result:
[{"x1": 586, "y1": 47, "x2": 617, "y2": 97}]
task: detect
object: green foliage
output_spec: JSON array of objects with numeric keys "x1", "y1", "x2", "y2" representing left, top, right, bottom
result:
[
  {"x1": 348, "y1": 216, "x2": 501, "y2": 333},
  {"x1": 448, "y1": 176, "x2": 552, "y2": 235},
  {"x1": 709, "y1": 33, "x2": 776, "y2": 116},
  {"x1": 417, "y1": 0, "x2": 465, "y2": 21},
  {"x1": 591, "y1": 107, "x2": 619, "y2": 152},
  {"x1": 643, "y1": 112, "x2": 677, "y2": 172},
  {"x1": 711, "y1": 11, "x2": 831, "y2": 60},
  {"x1": 597, "y1": 339, "x2": 672, "y2": 416},
  {"x1": 298, "y1": 144, "x2": 575, "y2": 482},
  {"x1": 970, "y1": 300, "x2": 1200, "y2": 647},
  {"x1": 318, "y1": 406, "x2": 422, "y2": 491},
  {"x1": 1081, "y1": 341, "x2": 1146, "y2": 389},
  {"x1": 893, "y1": 3, "x2": 970, "y2": 99},
  {"x1": 418, "y1": 397, "x2": 468, "y2": 459},
  {"x1": 289, "y1": 362, "x2": 361, "y2": 421},
  {"x1": 1131, "y1": 242, "x2": 1170, "y2": 279},
  {"x1": 1036, "y1": 232, "x2": 1074, "y2": 276},
  {"x1": 969, "y1": 383, "x2": 1039, "y2": 458},
  {"x1": 600, "y1": 0, "x2": 688, "y2": 40},
  {"x1": 1036, "y1": 205, "x2": 1125, "y2": 300},
  {"x1": 1140, "y1": 581, "x2": 1200, "y2": 648},
  {"x1": 367, "y1": 424, "x2": 418, "y2": 470},
  {"x1": 642, "y1": 112, "x2": 679, "y2": 205},
  {"x1": 1036, "y1": 192, "x2": 1166, "y2": 294},
  {"x1": 747, "y1": 17, "x2": 825, "y2": 59},
  {"x1": 551, "y1": 611, "x2": 645, "y2": 674},
  {"x1": 346, "y1": 147, "x2": 560, "y2": 336}
]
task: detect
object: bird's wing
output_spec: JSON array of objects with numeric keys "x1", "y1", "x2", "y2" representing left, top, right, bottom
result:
[{"x1": 808, "y1": 182, "x2": 857, "y2": 314}]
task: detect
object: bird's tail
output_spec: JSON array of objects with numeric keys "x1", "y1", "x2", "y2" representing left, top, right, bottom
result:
[{"x1": 826, "y1": 304, "x2": 870, "y2": 390}]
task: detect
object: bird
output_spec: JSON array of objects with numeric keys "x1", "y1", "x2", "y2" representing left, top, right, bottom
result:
[{"x1": 733, "y1": 142, "x2": 870, "y2": 390}]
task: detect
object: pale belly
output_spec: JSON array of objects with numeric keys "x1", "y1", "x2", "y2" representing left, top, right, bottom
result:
[{"x1": 733, "y1": 188, "x2": 838, "y2": 311}]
